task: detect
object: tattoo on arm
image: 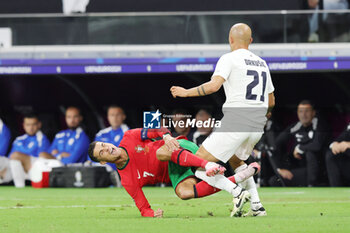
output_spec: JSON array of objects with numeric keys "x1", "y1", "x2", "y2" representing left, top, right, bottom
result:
[
  {"x1": 197, "y1": 87, "x2": 202, "y2": 96},
  {"x1": 201, "y1": 85, "x2": 206, "y2": 95}
]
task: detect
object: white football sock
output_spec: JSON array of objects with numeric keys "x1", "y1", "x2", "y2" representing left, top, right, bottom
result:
[
  {"x1": 243, "y1": 176, "x2": 262, "y2": 209},
  {"x1": 235, "y1": 164, "x2": 262, "y2": 209},
  {"x1": 195, "y1": 168, "x2": 242, "y2": 197},
  {"x1": 10, "y1": 160, "x2": 26, "y2": 188}
]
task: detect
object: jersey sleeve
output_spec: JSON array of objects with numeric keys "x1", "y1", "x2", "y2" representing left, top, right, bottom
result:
[
  {"x1": 121, "y1": 128, "x2": 170, "y2": 144},
  {"x1": 49, "y1": 135, "x2": 59, "y2": 153},
  {"x1": 140, "y1": 127, "x2": 171, "y2": 140},
  {"x1": 119, "y1": 163, "x2": 155, "y2": 217},
  {"x1": 123, "y1": 183, "x2": 154, "y2": 217},
  {"x1": 212, "y1": 54, "x2": 232, "y2": 80},
  {"x1": 266, "y1": 70, "x2": 275, "y2": 94},
  {"x1": 8, "y1": 139, "x2": 20, "y2": 156}
]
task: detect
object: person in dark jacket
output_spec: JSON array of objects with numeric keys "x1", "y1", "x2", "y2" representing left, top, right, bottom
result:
[
  {"x1": 269, "y1": 100, "x2": 328, "y2": 186},
  {"x1": 326, "y1": 123, "x2": 350, "y2": 186}
]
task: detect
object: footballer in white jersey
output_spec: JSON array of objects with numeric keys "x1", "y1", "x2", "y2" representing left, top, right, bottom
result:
[{"x1": 170, "y1": 23, "x2": 275, "y2": 217}]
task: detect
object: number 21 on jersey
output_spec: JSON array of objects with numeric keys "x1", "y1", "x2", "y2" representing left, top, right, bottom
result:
[{"x1": 245, "y1": 69, "x2": 267, "y2": 102}]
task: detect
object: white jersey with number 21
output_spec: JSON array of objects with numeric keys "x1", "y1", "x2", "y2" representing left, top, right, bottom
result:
[{"x1": 213, "y1": 49, "x2": 274, "y2": 109}]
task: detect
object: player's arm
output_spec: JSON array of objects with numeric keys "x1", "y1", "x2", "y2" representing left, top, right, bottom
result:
[
  {"x1": 140, "y1": 128, "x2": 179, "y2": 151},
  {"x1": 140, "y1": 127, "x2": 172, "y2": 140},
  {"x1": 124, "y1": 183, "x2": 163, "y2": 217},
  {"x1": 170, "y1": 75, "x2": 225, "y2": 98},
  {"x1": 267, "y1": 92, "x2": 275, "y2": 116}
]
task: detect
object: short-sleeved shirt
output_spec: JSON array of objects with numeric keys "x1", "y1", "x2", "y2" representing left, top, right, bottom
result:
[
  {"x1": 213, "y1": 49, "x2": 275, "y2": 131},
  {"x1": 9, "y1": 131, "x2": 51, "y2": 157},
  {"x1": 50, "y1": 127, "x2": 90, "y2": 164},
  {"x1": 213, "y1": 49, "x2": 274, "y2": 109}
]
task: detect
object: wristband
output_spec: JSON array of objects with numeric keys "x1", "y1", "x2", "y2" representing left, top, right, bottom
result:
[{"x1": 162, "y1": 133, "x2": 170, "y2": 139}]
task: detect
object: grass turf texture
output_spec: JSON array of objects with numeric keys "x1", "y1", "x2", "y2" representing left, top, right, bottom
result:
[{"x1": 0, "y1": 187, "x2": 349, "y2": 233}]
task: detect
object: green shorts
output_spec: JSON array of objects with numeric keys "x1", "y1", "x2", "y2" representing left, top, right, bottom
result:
[{"x1": 168, "y1": 139, "x2": 199, "y2": 190}]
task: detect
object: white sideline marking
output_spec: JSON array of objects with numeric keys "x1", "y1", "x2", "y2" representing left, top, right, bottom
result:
[
  {"x1": 1, "y1": 200, "x2": 350, "y2": 210},
  {"x1": 0, "y1": 203, "x2": 164, "y2": 210},
  {"x1": 266, "y1": 191, "x2": 305, "y2": 195},
  {"x1": 223, "y1": 200, "x2": 350, "y2": 205}
]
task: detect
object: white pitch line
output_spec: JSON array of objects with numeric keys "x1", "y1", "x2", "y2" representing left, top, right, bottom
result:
[
  {"x1": 264, "y1": 191, "x2": 305, "y2": 195},
  {"x1": 1, "y1": 200, "x2": 349, "y2": 210},
  {"x1": 222, "y1": 200, "x2": 350, "y2": 205},
  {"x1": 0, "y1": 203, "x2": 165, "y2": 210}
]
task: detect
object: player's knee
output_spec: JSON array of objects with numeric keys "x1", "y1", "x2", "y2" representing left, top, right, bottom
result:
[
  {"x1": 176, "y1": 188, "x2": 194, "y2": 200},
  {"x1": 156, "y1": 146, "x2": 171, "y2": 161},
  {"x1": 10, "y1": 152, "x2": 21, "y2": 160},
  {"x1": 229, "y1": 157, "x2": 245, "y2": 169}
]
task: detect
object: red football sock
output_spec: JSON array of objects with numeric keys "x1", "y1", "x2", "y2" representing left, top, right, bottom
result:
[
  {"x1": 194, "y1": 176, "x2": 236, "y2": 198},
  {"x1": 171, "y1": 149, "x2": 207, "y2": 168}
]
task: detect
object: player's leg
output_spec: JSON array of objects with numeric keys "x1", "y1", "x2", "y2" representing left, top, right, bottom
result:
[
  {"x1": 156, "y1": 139, "x2": 225, "y2": 176},
  {"x1": 9, "y1": 152, "x2": 32, "y2": 188},
  {"x1": 175, "y1": 177, "x2": 197, "y2": 200},
  {"x1": 176, "y1": 165, "x2": 260, "y2": 200},
  {"x1": 0, "y1": 156, "x2": 12, "y2": 184},
  {"x1": 194, "y1": 132, "x2": 248, "y2": 196},
  {"x1": 229, "y1": 132, "x2": 266, "y2": 217},
  {"x1": 325, "y1": 150, "x2": 343, "y2": 186},
  {"x1": 305, "y1": 150, "x2": 320, "y2": 186}
]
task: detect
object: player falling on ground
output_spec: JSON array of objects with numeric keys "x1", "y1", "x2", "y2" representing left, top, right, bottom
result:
[
  {"x1": 88, "y1": 127, "x2": 260, "y2": 217},
  {"x1": 170, "y1": 23, "x2": 275, "y2": 217}
]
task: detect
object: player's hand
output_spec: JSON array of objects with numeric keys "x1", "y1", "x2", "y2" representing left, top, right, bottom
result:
[
  {"x1": 170, "y1": 86, "x2": 188, "y2": 98},
  {"x1": 60, "y1": 152, "x2": 70, "y2": 158},
  {"x1": 293, "y1": 148, "x2": 302, "y2": 160},
  {"x1": 338, "y1": 141, "x2": 350, "y2": 153},
  {"x1": 331, "y1": 142, "x2": 338, "y2": 154},
  {"x1": 278, "y1": 169, "x2": 293, "y2": 180},
  {"x1": 154, "y1": 208, "x2": 164, "y2": 218},
  {"x1": 51, "y1": 149, "x2": 59, "y2": 155},
  {"x1": 163, "y1": 134, "x2": 180, "y2": 152}
]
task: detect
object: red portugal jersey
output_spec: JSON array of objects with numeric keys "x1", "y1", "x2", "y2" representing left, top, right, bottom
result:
[{"x1": 117, "y1": 128, "x2": 171, "y2": 217}]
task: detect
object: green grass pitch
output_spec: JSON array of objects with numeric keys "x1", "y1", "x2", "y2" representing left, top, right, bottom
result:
[{"x1": 0, "y1": 187, "x2": 349, "y2": 233}]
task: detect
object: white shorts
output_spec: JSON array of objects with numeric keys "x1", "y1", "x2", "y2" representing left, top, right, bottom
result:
[{"x1": 202, "y1": 131, "x2": 263, "y2": 163}]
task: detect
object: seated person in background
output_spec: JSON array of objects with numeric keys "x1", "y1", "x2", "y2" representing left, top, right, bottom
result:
[
  {"x1": 326, "y1": 122, "x2": 350, "y2": 186},
  {"x1": 0, "y1": 118, "x2": 11, "y2": 156},
  {"x1": 171, "y1": 109, "x2": 194, "y2": 141},
  {"x1": 0, "y1": 118, "x2": 12, "y2": 184},
  {"x1": 192, "y1": 109, "x2": 213, "y2": 147},
  {"x1": 95, "y1": 105, "x2": 129, "y2": 157},
  {"x1": 9, "y1": 113, "x2": 51, "y2": 188},
  {"x1": 44, "y1": 106, "x2": 90, "y2": 164},
  {"x1": 269, "y1": 100, "x2": 328, "y2": 187}
]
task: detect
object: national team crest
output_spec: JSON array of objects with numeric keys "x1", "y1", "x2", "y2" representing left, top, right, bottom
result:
[{"x1": 135, "y1": 145, "x2": 149, "y2": 153}]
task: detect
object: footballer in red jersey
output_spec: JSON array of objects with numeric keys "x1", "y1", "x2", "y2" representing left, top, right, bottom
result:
[{"x1": 88, "y1": 128, "x2": 259, "y2": 217}]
